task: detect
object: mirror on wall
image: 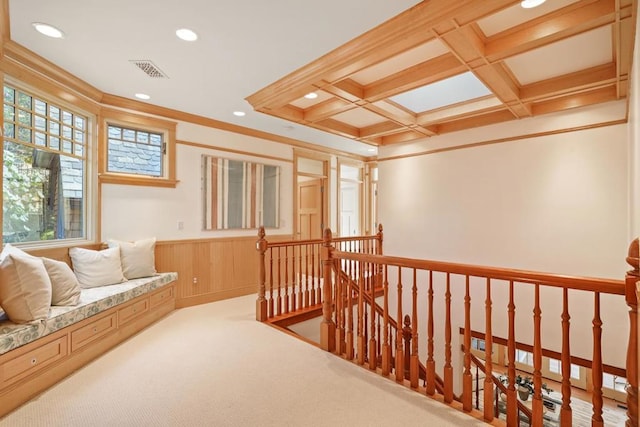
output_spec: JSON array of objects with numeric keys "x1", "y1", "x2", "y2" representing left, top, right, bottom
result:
[{"x1": 202, "y1": 155, "x2": 280, "y2": 230}]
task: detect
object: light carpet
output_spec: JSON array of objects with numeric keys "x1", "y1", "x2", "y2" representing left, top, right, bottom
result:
[{"x1": 0, "y1": 294, "x2": 489, "y2": 427}]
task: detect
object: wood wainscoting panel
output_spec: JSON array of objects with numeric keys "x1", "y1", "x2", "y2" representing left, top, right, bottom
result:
[{"x1": 155, "y1": 234, "x2": 292, "y2": 308}]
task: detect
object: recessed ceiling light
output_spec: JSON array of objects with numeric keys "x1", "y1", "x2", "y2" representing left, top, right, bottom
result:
[
  {"x1": 135, "y1": 93, "x2": 151, "y2": 100},
  {"x1": 32, "y1": 22, "x2": 64, "y2": 39},
  {"x1": 520, "y1": 0, "x2": 546, "y2": 8},
  {"x1": 176, "y1": 28, "x2": 198, "y2": 41},
  {"x1": 304, "y1": 92, "x2": 318, "y2": 99},
  {"x1": 233, "y1": 111, "x2": 246, "y2": 117}
]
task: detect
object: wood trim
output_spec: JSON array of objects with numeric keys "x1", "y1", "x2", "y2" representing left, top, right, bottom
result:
[
  {"x1": 98, "y1": 175, "x2": 179, "y2": 188},
  {"x1": 101, "y1": 93, "x2": 367, "y2": 162},
  {"x1": 0, "y1": 0, "x2": 9, "y2": 43},
  {"x1": 155, "y1": 234, "x2": 294, "y2": 246},
  {"x1": 378, "y1": 119, "x2": 628, "y2": 162},
  {"x1": 3, "y1": 40, "x2": 103, "y2": 103},
  {"x1": 1, "y1": 57, "x2": 100, "y2": 114},
  {"x1": 177, "y1": 139, "x2": 293, "y2": 164}
]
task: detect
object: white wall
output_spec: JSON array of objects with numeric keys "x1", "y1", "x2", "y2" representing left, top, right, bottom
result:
[
  {"x1": 630, "y1": 20, "x2": 640, "y2": 241},
  {"x1": 101, "y1": 122, "x2": 294, "y2": 241},
  {"x1": 378, "y1": 103, "x2": 630, "y2": 370}
]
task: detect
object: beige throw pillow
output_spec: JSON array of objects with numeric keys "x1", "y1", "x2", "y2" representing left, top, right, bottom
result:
[
  {"x1": 69, "y1": 247, "x2": 126, "y2": 288},
  {"x1": 0, "y1": 244, "x2": 52, "y2": 323},
  {"x1": 42, "y1": 257, "x2": 81, "y2": 306},
  {"x1": 108, "y1": 238, "x2": 157, "y2": 279}
]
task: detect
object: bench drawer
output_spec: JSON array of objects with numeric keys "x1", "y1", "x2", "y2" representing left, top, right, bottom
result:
[
  {"x1": 118, "y1": 299, "x2": 149, "y2": 325},
  {"x1": 150, "y1": 286, "x2": 174, "y2": 309},
  {"x1": 71, "y1": 313, "x2": 117, "y2": 352},
  {"x1": 1, "y1": 336, "x2": 68, "y2": 389}
]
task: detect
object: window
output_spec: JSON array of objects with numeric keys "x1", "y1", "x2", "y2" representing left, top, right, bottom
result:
[
  {"x1": 100, "y1": 108, "x2": 177, "y2": 187},
  {"x1": 3, "y1": 84, "x2": 89, "y2": 244}
]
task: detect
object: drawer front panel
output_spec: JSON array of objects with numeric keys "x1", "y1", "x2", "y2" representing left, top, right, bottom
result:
[
  {"x1": 118, "y1": 299, "x2": 149, "y2": 325},
  {"x1": 71, "y1": 313, "x2": 117, "y2": 352},
  {"x1": 1, "y1": 336, "x2": 68, "y2": 389},
  {"x1": 150, "y1": 286, "x2": 174, "y2": 309}
]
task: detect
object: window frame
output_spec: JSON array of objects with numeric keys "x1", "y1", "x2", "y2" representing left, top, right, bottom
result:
[
  {"x1": 99, "y1": 108, "x2": 177, "y2": 187},
  {"x1": 2, "y1": 78, "x2": 97, "y2": 248}
]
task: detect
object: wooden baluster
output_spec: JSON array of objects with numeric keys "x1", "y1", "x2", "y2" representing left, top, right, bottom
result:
[
  {"x1": 506, "y1": 280, "x2": 518, "y2": 426},
  {"x1": 484, "y1": 277, "x2": 494, "y2": 421},
  {"x1": 346, "y1": 258, "x2": 355, "y2": 360},
  {"x1": 357, "y1": 261, "x2": 365, "y2": 365},
  {"x1": 369, "y1": 261, "x2": 377, "y2": 370},
  {"x1": 410, "y1": 268, "x2": 419, "y2": 389},
  {"x1": 444, "y1": 273, "x2": 453, "y2": 403},
  {"x1": 298, "y1": 245, "x2": 303, "y2": 311},
  {"x1": 316, "y1": 242, "x2": 322, "y2": 304},
  {"x1": 592, "y1": 292, "x2": 604, "y2": 427},
  {"x1": 463, "y1": 275, "x2": 472, "y2": 411},
  {"x1": 531, "y1": 284, "x2": 543, "y2": 427},
  {"x1": 284, "y1": 246, "x2": 289, "y2": 314},
  {"x1": 311, "y1": 243, "x2": 317, "y2": 306},
  {"x1": 426, "y1": 270, "x2": 436, "y2": 396},
  {"x1": 403, "y1": 315, "x2": 411, "y2": 381},
  {"x1": 382, "y1": 264, "x2": 391, "y2": 376},
  {"x1": 276, "y1": 247, "x2": 282, "y2": 316},
  {"x1": 255, "y1": 227, "x2": 267, "y2": 321},
  {"x1": 334, "y1": 261, "x2": 343, "y2": 354},
  {"x1": 291, "y1": 245, "x2": 297, "y2": 312},
  {"x1": 337, "y1": 264, "x2": 347, "y2": 354},
  {"x1": 561, "y1": 287, "x2": 573, "y2": 426},
  {"x1": 625, "y1": 238, "x2": 639, "y2": 427},
  {"x1": 320, "y1": 228, "x2": 335, "y2": 352},
  {"x1": 377, "y1": 223, "x2": 383, "y2": 256},
  {"x1": 269, "y1": 249, "x2": 274, "y2": 318},
  {"x1": 305, "y1": 244, "x2": 310, "y2": 308},
  {"x1": 395, "y1": 268, "x2": 404, "y2": 383}
]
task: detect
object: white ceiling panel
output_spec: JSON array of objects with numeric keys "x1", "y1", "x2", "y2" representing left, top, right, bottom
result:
[
  {"x1": 332, "y1": 108, "x2": 387, "y2": 128},
  {"x1": 390, "y1": 72, "x2": 492, "y2": 113},
  {"x1": 505, "y1": 26, "x2": 613, "y2": 85}
]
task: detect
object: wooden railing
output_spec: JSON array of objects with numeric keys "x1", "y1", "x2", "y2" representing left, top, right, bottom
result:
[
  {"x1": 318, "y1": 230, "x2": 639, "y2": 427},
  {"x1": 255, "y1": 225, "x2": 383, "y2": 322}
]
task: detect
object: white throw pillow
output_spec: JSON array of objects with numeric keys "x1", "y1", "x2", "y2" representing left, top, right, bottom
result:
[
  {"x1": 42, "y1": 257, "x2": 81, "y2": 306},
  {"x1": 0, "y1": 244, "x2": 52, "y2": 323},
  {"x1": 69, "y1": 246, "x2": 126, "y2": 288},
  {"x1": 107, "y1": 238, "x2": 157, "y2": 279}
]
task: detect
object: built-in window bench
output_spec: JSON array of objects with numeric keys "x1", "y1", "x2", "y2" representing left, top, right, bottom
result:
[{"x1": 0, "y1": 272, "x2": 177, "y2": 418}]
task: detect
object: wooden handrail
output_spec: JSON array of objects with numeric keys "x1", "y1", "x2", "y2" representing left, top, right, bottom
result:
[{"x1": 331, "y1": 250, "x2": 625, "y2": 294}]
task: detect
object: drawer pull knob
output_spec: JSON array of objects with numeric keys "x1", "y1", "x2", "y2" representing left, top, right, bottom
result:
[
  {"x1": 31, "y1": 358, "x2": 37, "y2": 365},
  {"x1": 133, "y1": 308, "x2": 136, "y2": 313},
  {"x1": 93, "y1": 328, "x2": 97, "y2": 333}
]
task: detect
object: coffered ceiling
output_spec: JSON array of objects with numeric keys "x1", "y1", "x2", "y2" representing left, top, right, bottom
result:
[{"x1": 247, "y1": 0, "x2": 637, "y2": 147}]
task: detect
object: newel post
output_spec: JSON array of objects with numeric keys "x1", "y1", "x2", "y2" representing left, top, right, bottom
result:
[
  {"x1": 625, "y1": 238, "x2": 639, "y2": 427},
  {"x1": 256, "y1": 227, "x2": 268, "y2": 322},
  {"x1": 320, "y1": 228, "x2": 336, "y2": 352}
]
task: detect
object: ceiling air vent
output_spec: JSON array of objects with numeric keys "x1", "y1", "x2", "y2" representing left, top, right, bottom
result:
[{"x1": 130, "y1": 60, "x2": 168, "y2": 78}]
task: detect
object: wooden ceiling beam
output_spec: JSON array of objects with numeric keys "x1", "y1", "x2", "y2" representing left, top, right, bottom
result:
[
  {"x1": 317, "y1": 79, "x2": 364, "y2": 103},
  {"x1": 314, "y1": 118, "x2": 360, "y2": 139},
  {"x1": 303, "y1": 98, "x2": 354, "y2": 123},
  {"x1": 363, "y1": 53, "x2": 466, "y2": 102},
  {"x1": 246, "y1": 0, "x2": 521, "y2": 110},
  {"x1": 366, "y1": 100, "x2": 417, "y2": 127},
  {"x1": 436, "y1": 109, "x2": 516, "y2": 135},
  {"x1": 360, "y1": 121, "x2": 405, "y2": 139},
  {"x1": 380, "y1": 130, "x2": 431, "y2": 145},
  {"x1": 531, "y1": 85, "x2": 619, "y2": 116},
  {"x1": 485, "y1": 0, "x2": 624, "y2": 62},
  {"x1": 440, "y1": 25, "x2": 528, "y2": 118},
  {"x1": 520, "y1": 63, "x2": 617, "y2": 101}
]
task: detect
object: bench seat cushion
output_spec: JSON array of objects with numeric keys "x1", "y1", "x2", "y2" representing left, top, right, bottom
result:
[{"x1": 0, "y1": 272, "x2": 177, "y2": 355}]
